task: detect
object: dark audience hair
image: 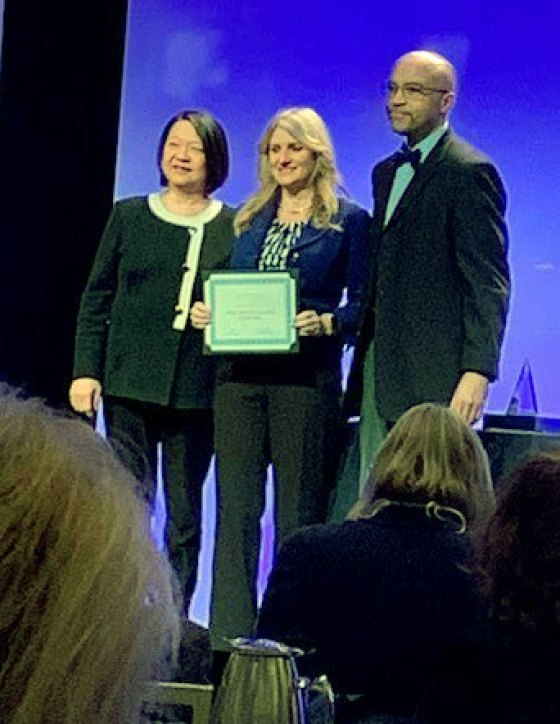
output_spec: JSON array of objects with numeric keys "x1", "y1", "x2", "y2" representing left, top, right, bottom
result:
[
  {"x1": 480, "y1": 451, "x2": 560, "y2": 637},
  {"x1": 157, "y1": 109, "x2": 230, "y2": 192},
  {"x1": 0, "y1": 386, "x2": 180, "y2": 723},
  {"x1": 348, "y1": 403, "x2": 494, "y2": 529}
]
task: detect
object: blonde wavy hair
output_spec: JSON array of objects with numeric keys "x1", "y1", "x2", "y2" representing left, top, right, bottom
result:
[
  {"x1": 348, "y1": 403, "x2": 494, "y2": 530},
  {"x1": 0, "y1": 387, "x2": 180, "y2": 723},
  {"x1": 234, "y1": 107, "x2": 342, "y2": 235}
]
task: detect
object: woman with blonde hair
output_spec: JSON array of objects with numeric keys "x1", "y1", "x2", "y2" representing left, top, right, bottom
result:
[
  {"x1": 257, "y1": 403, "x2": 494, "y2": 722},
  {"x1": 191, "y1": 107, "x2": 370, "y2": 661},
  {"x1": 234, "y1": 107, "x2": 344, "y2": 234},
  {"x1": 0, "y1": 386, "x2": 180, "y2": 723}
]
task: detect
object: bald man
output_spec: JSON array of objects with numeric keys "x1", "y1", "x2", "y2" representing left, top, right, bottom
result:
[{"x1": 346, "y1": 51, "x2": 510, "y2": 479}]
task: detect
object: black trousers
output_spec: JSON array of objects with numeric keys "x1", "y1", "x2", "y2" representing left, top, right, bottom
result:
[
  {"x1": 103, "y1": 396, "x2": 213, "y2": 611},
  {"x1": 210, "y1": 374, "x2": 342, "y2": 650}
]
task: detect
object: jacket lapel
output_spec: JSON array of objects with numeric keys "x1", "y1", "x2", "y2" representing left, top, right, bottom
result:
[
  {"x1": 374, "y1": 159, "x2": 398, "y2": 231},
  {"x1": 292, "y1": 199, "x2": 349, "y2": 250},
  {"x1": 292, "y1": 224, "x2": 329, "y2": 250},
  {"x1": 382, "y1": 131, "x2": 451, "y2": 231},
  {"x1": 199, "y1": 206, "x2": 233, "y2": 269},
  {"x1": 236, "y1": 203, "x2": 276, "y2": 266}
]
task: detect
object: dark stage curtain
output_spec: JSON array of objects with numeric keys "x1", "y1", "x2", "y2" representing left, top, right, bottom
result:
[{"x1": 0, "y1": 0, "x2": 127, "y2": 406}]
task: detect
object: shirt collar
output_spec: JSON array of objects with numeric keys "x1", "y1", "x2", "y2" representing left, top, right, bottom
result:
[
  {"x1": 411, "y1": 121, "x2": 449, "y2": 164},
  {"x1": 148, "y1": 193, "x2": 223, "y2": 228}
]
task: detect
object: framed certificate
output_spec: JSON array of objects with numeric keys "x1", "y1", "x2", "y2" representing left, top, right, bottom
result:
[{"x1": 202, "y1": 270, "x2": 299, "y2": 354}]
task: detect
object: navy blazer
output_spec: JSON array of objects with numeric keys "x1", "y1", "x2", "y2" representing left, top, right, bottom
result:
[{"x1": 230, "y1": 197, "x2": 371, "y2": 342}]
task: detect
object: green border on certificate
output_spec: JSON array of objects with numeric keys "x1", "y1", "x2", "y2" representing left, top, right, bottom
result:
[{"x1": 202, "y1": 270, "x2": 299, "y2": 354}]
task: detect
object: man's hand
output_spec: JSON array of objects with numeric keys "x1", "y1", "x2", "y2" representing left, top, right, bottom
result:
[
  {"x1": 450, "y1": 371, "x2": 489, "y2": 424},
  {"x1": 69, "y1": 377, "x2": 102, "y2": 417}
]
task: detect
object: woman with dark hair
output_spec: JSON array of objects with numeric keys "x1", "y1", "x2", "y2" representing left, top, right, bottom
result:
[
  {"x1": 191, "y1": 106, "x2": 371, "y2": 656},
  {"x1": 419, "y1": 451, "x2": 560, "y2": 723},
  {"x1": 69, "y1": 109, "x2": 235, "y2": 614},
  {"x1": 256, "y1": 403, "x2": 495, "y2": 722}
]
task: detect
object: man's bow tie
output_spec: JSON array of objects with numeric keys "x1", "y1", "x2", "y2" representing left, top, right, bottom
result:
[{"x1": 394, "y1": 144, "x2": 422, "y2": 170}]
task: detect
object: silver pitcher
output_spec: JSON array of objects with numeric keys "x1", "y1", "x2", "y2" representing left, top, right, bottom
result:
[{"x1": 211, "y1": 638, "x2": 334, "y2": 724}]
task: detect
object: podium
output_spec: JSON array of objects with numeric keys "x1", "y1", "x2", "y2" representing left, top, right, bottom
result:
[
  {"x1": 330, "y1": 414, "x2": 560, "y2": 521},
  {"x1": 480, "y1": 414, "x2": 560, "y2": 487}
]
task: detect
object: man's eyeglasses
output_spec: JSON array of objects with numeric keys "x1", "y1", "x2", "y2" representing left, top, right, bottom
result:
[{"x1": 382, "y1": 82, "x2": 450, "y2": 100}]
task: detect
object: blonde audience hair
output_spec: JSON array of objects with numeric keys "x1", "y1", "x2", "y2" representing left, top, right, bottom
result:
[
  {"x1": 348, "y1": 403, "x2": 494, "y2": 529},
  {"x1": 234, "y1": 107, "x2": 342, "y2": 235},
  {"x1": 0, "y1": 387, "x2": 180, "y2": 723}
]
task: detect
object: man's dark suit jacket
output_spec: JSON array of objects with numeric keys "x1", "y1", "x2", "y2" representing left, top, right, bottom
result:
[{"x1": 346, "y1": 130, "x2": 510, "y2": 422}]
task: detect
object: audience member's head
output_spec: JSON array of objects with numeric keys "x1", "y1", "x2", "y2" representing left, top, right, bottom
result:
[
  {"x1": 480, "y1": 451, "x2": 560, "y2": 637},
  {"x1": 349, "y1": 403, "x2": 494, "y2": 529},
  {"x1": 0, "y1": 386, "x2": 180, "y2": 723}
]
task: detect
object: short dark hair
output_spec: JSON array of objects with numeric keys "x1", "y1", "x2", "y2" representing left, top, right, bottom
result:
[
  {"x1": 480, "y1": 451, "x2": 560, "y2": 636},
  {"x1": 157, "y1": 109, "x2": 229, "y2": 193}
]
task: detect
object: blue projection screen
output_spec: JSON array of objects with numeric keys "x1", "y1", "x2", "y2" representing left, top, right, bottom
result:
[
  {"x1": 116, "y1": 0, "x2": 559, "y2": 622},
  {"x1": 117, "y1": 0, "x2": 559, "y2": 415}
]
